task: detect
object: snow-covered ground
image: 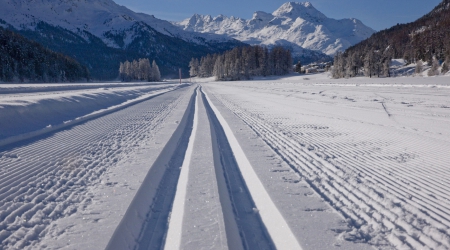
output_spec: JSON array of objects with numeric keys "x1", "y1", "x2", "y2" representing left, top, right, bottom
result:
[{"x1": 1, "y1": 75, "x2": 450, "y2": 249}]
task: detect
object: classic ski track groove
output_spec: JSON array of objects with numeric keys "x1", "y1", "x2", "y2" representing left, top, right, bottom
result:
[
  {"x1": 164, "y1": 88, "x2": 199, "y2": 250},
  {"x1": 202, "y1": 89, "x2": 303, "y2": 250},
  {"x1": 0, "y1": 89, "x2": 187, "y2": 249},
  {"x1": 206, "y1": 87, "x2": 450, "y2": 250}
]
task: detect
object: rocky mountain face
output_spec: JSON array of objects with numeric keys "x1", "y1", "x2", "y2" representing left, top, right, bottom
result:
[
  {"x1": 175, "y1": 2, "x2": 375, "y2": 61},
  {"x1": 0, "y1": 0, "x2": 244, "y2": 79}
]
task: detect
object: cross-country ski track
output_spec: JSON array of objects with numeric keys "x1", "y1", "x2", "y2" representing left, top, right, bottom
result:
[{"x1": 1, "y1": 77, "x2": 450, "y2": 249}]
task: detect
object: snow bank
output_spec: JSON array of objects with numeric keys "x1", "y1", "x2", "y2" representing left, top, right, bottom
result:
[{"x1": 0, "y1": 83, "x2": 186, "y2": 146}]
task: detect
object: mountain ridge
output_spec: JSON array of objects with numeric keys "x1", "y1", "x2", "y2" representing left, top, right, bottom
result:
[{"x1": 175, "y1": 2, "x2": 375, "y2": 56}]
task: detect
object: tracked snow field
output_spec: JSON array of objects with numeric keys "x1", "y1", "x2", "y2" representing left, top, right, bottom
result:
[
  {"x1": 0, "y1": 83, "x2": 194, "y2": 249},
  {"x1": 1, "y1": 76, "x2": 450, "y2": 250},
  {"x1": 203, "y1": 77, "x2": 450, "y2": 249}
]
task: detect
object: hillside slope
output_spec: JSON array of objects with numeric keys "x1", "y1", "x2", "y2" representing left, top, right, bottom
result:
[
  {"x1": 344, "y1": 0, "x2": 450, "y2": 65},
  {"x1": 0, "y1": 27, "x2": 89, "y2": 82}
]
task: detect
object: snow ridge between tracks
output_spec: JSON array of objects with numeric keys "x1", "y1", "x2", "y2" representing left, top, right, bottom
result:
[
  {"x1": 202, "y1": 89, "x2": 303, "y2": 250},
  {"x1": 164, "y1": 88, "x2": 199, "y2": 249}
]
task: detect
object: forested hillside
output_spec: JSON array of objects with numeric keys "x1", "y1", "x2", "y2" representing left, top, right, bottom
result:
[
  {"x1": 10, "y1": 21, "x2": 241, "y2": 81},
  {"x1": 333, "y1": 0, "x2": 450, "y2": 78},
  {"x1": 0, "y1": 27, "x2": 89, "y2": 82}
]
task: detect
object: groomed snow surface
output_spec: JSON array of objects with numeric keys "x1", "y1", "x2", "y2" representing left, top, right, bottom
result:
[{"x1": 1, "y1": 75, "x2": 450, "y2": 249}]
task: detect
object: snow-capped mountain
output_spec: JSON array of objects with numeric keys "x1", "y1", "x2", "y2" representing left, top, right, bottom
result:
[
  {"x1": 0, "y1": 0, "x2": 243, "y2": 79},
  {"x1": 176, "y1": 2, "x2": 376, "y2": 56},
  {"x1": 0, "y1": 0, "x2": 235, "y2": 48}
]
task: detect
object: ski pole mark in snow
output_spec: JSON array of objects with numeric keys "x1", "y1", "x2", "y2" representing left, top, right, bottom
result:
[
  {"x1": 381, "y1": 102, "x2": 392, "y2": 117},
  {"x1": 164, "y1": 88, "x2": 199, "y2": 250},
  {"x1": 202, "y1": 89, "x2": 303, "y2": 250}
]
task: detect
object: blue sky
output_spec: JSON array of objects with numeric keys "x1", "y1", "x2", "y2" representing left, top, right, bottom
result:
[{"x1": 114, "y1": 0, "x2": 442, "y2": 31}]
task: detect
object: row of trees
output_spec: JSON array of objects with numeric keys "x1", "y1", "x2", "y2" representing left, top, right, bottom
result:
[
  {"x1": 332, "y1": 49, "x2": 393, "y2": 78},
  {"x1": 119, "y1": 58, "x2": 161, "y2": 82},
  {"x1": 426, "y1": 56, "x2": 449, "y2": 76},
  {"x1": 189, "y1": 45, "x2": 293, "y2": 81},
  {"x1": 0, "y1": 27, "x2": 89, "y2": 82},
  {"x1": 333, "y1": 49, "x2": 450, "y2": 79},
  {"x1": 332, "y1": 0, "x2": 450, "y2": 78}
]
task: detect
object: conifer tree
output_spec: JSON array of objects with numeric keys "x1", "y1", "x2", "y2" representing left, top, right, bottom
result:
[
  {"x1": 428, "y1": 56, "x2": 440, "y2": 76},
  {"x1": 152, "y1": 60, "x2": 161, "y2": 81},
  {"x1": 295, "y1": 61, "x2": 302, "y2": 74},
  {"x1": 189, "y1": 58, "x2": 199, "y2": 77},
  {"x1": 118, "y1": 58, "x2": 160, "y2": 82},
  {"x1": 442, "y1": 56, "x2": 450, "y2": 74},
  {"x1": 415, "y1": 60, "x2": 423, "y2": 76}
]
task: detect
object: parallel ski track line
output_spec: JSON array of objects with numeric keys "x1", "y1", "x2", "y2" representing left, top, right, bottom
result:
[
  {"x1": 203, "y1": 89, "x2": 275, "y2": 250},
  {"x1": 281, "y1": 115, "x2": 450, "y2": 220},
  {"x1": 106, "y1": 87, "x2": 197, "y2": 250},
  {"x1": 292, "y1": 127, "x2": 450, "y2": 211},
  {"x1": 207, "y1": 89, "x2": 450, "y2": 249},
  {"x1": 0, "y1": 89, "x2": 188, "y2": 249},
  {"x1": 203, "y1": 89, "x2": 303, "y2": 250},
  {"x1": 229, "y1": 87, "x2": 450, "y2": 210},
  {"x1": 164, "y1": 88, "x2": 199, "y2": 250}
]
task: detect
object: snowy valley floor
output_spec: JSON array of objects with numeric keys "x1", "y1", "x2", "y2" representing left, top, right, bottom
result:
[{"x1": 1, "y1": 75, "x2": 450, "y2": 249}]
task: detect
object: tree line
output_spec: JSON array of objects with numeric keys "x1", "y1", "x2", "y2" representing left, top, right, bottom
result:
[
  {"x1": 0, "y1": 27, "x2": 89, "y2": 83},
  {"x1": 119, "y1": 58, "x2": 161, "y2": 82},
  {"x1": 332, "y1": 0, "x2": 450, "y2": 78},
  {"x1": 189, "y1": 45, "x2": 293, "y2": 81}
]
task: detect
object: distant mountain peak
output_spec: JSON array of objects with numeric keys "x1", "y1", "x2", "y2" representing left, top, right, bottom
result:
[
  {"x1": 251, "y1": 11, "x2": 273, "y2": 22},
  {"x1": 175, "y1": 1, "x2": 375, "y2": 56},
  {"x1": 272, "y1": 1, "x2": 327, "y2": 21}
]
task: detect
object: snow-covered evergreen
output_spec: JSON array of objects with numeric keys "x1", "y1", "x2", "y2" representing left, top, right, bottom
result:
[
  {"x1": 191, "y1": 46, "x2": 292, "y2": 81},
  {"x1": 119, "y1": 59, "x2": 161, "y2": 82}
]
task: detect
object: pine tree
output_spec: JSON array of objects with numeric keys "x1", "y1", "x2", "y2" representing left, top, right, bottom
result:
[
  {"x1": 428, "y1": 56, "x2": 440, "y2": 76},
  {"x1": 415, "y1": 60, "x2": 423, "y2": 76},
  {"x1": 141, "y1": 58, "x2": 151, "y2": 81},
  {"x1": 189, "y1": 58, "x2": 199, "y2": 77},
  {"x1": 363, "y1": 51, "x2": 374, "y2": 78},
  {"x1": 382, "y1": 59, "x2": 391, "y2": 77},
  {"x1": 152, "y1": 60, "x2": 161, "y2": 81},
  {"x1": 294, "y1": 61, "x2": 302, "y2": 74},
  {"x1": 124, "y1": 61, "x2": 131, "y2": 81},
  {"x1": 213, "y1": 55, "x2": 225, "y2": 80},
  {"x1": 119, "y1": 62, "x2": 125, "y2": 81},
  {"x1": 442, "y1": 56, "x2": 450, "y2": 74},
  {"x1": 333, "y1": 52, "x2": 345, "y2": 78}
]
